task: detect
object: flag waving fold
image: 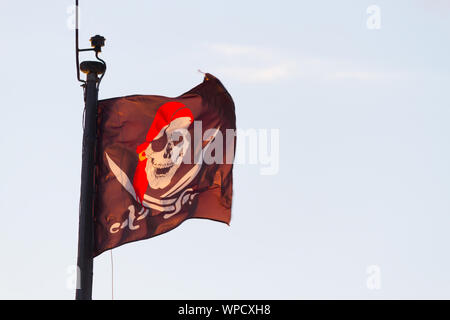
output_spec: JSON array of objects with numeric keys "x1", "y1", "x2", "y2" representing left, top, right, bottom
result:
[{"x1": 93, "y1": 74, "x2": 236, "y2": 256}]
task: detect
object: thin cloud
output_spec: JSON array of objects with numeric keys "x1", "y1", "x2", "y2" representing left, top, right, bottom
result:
[
  {"x1": 330, "y1": 71, "x2": 407, "y2": 81},
  {"x1": 205, "y1": 43, "x2": 296, "y2": 83},
  {"x1": 207, "y1": 43, "x2": 274, "y2": 60},
  {"x1": 205, "y1": 43, "x2": 407, "y2": 84},
  {"x1": 216, "y1": 64, "x2": 294, "y2": 83}
]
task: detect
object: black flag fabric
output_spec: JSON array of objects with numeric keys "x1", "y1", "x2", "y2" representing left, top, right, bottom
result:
[{"x1": 93, "y1": 74, "x2": 236, "y2": 256}]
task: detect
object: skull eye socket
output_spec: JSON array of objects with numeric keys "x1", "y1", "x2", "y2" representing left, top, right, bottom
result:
[
  {"x1": 150, "y1": 134, "x2": 167, "y2": 152},
  {"x1": 172, "y1": 135, "x2": 183, "y2": 146}
]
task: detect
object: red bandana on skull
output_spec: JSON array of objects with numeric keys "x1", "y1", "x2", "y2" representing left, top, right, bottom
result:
[{"x1": 133, "y1": 101, "x2": 194, "y2": 204}]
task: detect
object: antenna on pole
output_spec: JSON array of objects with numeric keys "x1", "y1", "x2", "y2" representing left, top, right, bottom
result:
[
  {"x1": 75, "y1": 0, "x2": 107, "y2": 300},
  {"x1": 75, "y1": 0, "x2": 107, "y2": 89}
]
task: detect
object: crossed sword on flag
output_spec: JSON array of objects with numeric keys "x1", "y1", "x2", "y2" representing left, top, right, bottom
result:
[{"x1": 104, "y1": 127, "x2": 220, "y2": 233}]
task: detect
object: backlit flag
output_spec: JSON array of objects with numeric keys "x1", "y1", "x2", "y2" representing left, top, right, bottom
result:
[{"x1": 93, "y1": 74, "x2": 236, "y2": 256}]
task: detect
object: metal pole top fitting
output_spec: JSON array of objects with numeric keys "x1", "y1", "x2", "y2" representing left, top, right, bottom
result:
[
  {"x1": 80, "y1": 34, "x2": 106, "y2": 75},
  {"x1": 80, "y1": 61, "x2": 106, "y2": 75},
  {"x1": 90, "y1": 35, "x2": 106, "y2": 53}
]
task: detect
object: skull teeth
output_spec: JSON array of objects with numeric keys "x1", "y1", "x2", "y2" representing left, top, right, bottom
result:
[
  {"x1": 151, "y1": 159, "x2": 173, "y2": 169},
  {"x1": 155, "y1": 166, "x2": 171, "y2": 176}
]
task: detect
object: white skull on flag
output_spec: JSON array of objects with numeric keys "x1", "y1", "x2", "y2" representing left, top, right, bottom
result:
[{"x1": 133, "y1": 102, "x2": 194, "y2": 202}]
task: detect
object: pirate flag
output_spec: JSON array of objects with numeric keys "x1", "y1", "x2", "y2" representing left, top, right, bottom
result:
[{"x1": 93, "y1": 73, "x2": 236, "y2": 256}]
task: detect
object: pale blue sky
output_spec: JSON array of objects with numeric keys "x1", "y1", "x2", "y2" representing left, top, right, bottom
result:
[{"x1": 0, "y1": 0, "x2": 450, "y2": 299}]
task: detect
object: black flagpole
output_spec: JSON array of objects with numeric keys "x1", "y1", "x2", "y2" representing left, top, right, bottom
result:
[{"x1": 74, "y1": 0, "x2": 107, "y2": 300}]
